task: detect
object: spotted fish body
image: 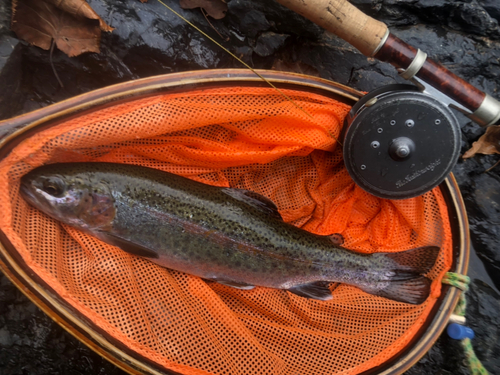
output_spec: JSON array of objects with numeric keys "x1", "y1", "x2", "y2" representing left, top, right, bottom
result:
[{"x1": 20, "y1": 163, "x2": 440, "y2": 304}]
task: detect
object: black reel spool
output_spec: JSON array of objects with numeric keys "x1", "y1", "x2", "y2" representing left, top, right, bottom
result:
[{"x1": 343, "y1": 85, "x2": 461, "y2": 200}]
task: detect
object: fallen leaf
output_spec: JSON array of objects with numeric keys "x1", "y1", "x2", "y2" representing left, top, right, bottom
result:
[
  {"x1": 271, "y1": 59, "x2": 320, "y2": 77},
  {"x1": 11, "y1": 0, "x2": 112, "y2": 57},
  {"x1": 44, "y1": 0, "x2": 113, "y2": 32},
  {"x1": 179, "y1": 0, "x2": 228, "y2": 19},
  {"x1": 463, "y1": 125, "x2": 500, "y2": 158}
]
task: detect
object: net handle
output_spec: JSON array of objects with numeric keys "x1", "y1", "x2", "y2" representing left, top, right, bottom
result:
[{"x1": 275, "y1": 0, "x2": 388, "y2": 57}]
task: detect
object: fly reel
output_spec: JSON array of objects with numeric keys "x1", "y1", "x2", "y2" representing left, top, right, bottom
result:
[{"x1": 343, "y1": 84, "x2": 461, "y2": 200}]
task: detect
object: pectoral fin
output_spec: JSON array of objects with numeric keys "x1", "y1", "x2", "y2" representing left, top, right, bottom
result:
[
  {"x1": 288, "y1": 282, "x2": 333, "y2": 300},
  {"x1": 95, "y1": 231, "x2": 159, "y2": 259}
]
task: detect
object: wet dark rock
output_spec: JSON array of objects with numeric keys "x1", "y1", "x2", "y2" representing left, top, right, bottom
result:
[
  {"x1": 472, "y1": 173, "x2": 500, "y2": 220},
  {"x1": 0, "y1": 35, "x2": 17, "y2": 73},
  {"x1": 254, "y1": 32, "x2": 289, "y2": 57},
  {"x1": 479, "y1": 0, "x2": 500, "y2": 22},
  {"x1": 466, "y1": 280, "x2": 500, "y2": 372},
  {"x1": 461, "y1": 121, "x2": 487, "y2": 144},
  {"x1": 465, "y1": 171, "x2": 500, "y2": 289},
  {"x1": 352, "y1": 0, "x2": 500, "y2": 39},
  {"x1": 1, "y1": 0, "x2": 500, "y2": 373},
  {"x1": 450, "y1": 3, "x2": 499, "y2": 38},
  {"x1": 227, "y1": 8, "x2": 270, "y2": 39},
  {"x1": 226, "y1": 0, "x2": 323, "y2": 39}
]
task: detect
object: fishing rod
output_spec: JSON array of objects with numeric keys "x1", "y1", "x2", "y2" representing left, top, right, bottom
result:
[
  {"x1": 276, "y1": 0, "x2": 499, "y2": 126},
  {"x1": 273, "y1": 0, "x2": 500, "y2": 199}
]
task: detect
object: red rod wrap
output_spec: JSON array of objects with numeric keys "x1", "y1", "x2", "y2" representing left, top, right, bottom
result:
[{"x1": 375, "y1": 34, "x2": 485, "y2": 112}]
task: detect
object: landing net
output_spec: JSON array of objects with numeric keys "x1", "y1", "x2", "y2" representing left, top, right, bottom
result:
[{"x1": 0, "y1": 86, "x2": 452, "y2": 374}]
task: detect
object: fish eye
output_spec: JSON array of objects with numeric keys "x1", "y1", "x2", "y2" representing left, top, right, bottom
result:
[{"x1": 42, "y1": 177, "x2": 65, "y2": 197}]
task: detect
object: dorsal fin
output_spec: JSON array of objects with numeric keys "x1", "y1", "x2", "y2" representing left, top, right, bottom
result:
[{"x1": 222, "y1": 188, "x2": 282, "y2": 220}]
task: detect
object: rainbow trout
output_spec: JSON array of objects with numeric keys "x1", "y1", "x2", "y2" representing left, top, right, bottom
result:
[{"x1": 20, "y1": 163, "x2": 440, "y2": 304}]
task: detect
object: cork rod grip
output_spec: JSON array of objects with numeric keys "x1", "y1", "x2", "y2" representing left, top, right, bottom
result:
[{"x1": 275, "y1": 0, "x2": 388, "y2": 56}]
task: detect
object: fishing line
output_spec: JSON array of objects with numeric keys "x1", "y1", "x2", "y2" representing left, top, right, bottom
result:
[{"x1": 156, "y1": 0, "x2": 343, "y2": 146}]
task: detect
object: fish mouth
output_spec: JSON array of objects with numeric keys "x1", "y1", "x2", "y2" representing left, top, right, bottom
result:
[{"x1": 19, "y1": 181, "x2": 37, "y2": 205}]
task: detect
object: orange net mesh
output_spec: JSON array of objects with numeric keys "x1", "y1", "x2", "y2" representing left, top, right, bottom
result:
[{"x1": 0, "y1": 86, "x2": 452, "y2": 375}]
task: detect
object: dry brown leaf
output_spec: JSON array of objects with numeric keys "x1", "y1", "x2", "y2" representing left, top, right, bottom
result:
[
  {"x1": 463, "y1": 125, "x2": 500, "y2": 158},
  {"x1": 271, "y1": 59, "x2": 320, "y2": 77},
  {"x1": 11, "y1": 0, "x2": 112, "y2": 57},
  {"x1": 44, "y1": 0, "x2": 113, "y2": 32},
  {"x1": 179, "y1": 0, "x2": 228, "y2": 19}
]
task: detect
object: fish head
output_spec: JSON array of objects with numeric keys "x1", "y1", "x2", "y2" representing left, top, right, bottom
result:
[{"x1": 20, "y1": 165, "x2": 115, "y2": 230}]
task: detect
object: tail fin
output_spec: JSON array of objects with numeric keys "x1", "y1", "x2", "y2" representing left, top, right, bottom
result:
[
  {"x1": 361, "y1": 246, "x2": 440, "y2": 305},
  {"x1": 366, "y1": 276, "x2": 432, "y2": 305},
  {"x1": 384, "y1": 246, "x2": 440, "y2": 274}
]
